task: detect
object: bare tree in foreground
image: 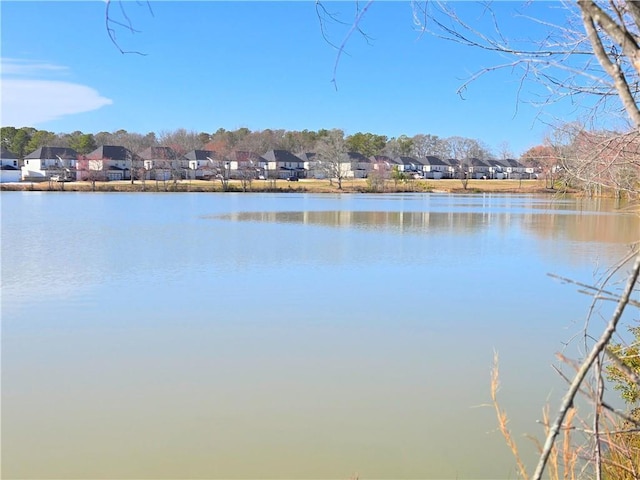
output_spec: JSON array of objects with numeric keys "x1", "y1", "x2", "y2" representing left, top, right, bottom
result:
[
  {"x1": 315, "y1": 129, "x2": 349, "y2": 190},
  {"x1": 317, "y1": 1, "x2": 640, "y2": 477},
  {"x1": 393, "y1": 2, "x2": 640, "y2": 477}
]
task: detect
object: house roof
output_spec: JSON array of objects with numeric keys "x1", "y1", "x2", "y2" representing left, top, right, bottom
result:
[
  {"x1": 371, "y1": 155, "x2": 398, "y2": 164},
  {"x1": 477, "y1": 158, "x2": 493, "y2": 166},
  {"x1": 230, "y1": 150, "x2": 262, "y2": 163},
  {"x1": 421, "y1": 156, "x2": 448, "y2": 166},
  {"x1": 395, "y1": 156, "x2": 424, "y2": 166},
  {"x1": 497, "y1": 158, "x2": 524, "y2": 168},
  {"x1": 261, "y1": 150, "x2": 303, "y2": 163},
  {"x1": 296, "y1": 152, "x2": 316, "y2": 162},
  {"x1": 87, "y1": 145, "x2": 134, "y2": 161},
  {"x1": 137, "y1": 146, "x2": 177, "y2": 160},
  {"x1": 346, "y1": 152, "x2": 370, "y2": 163},
  {"x1": 183, "y1": 149, "x2": 218, "y2": 161},
  {"x1": 24, "y1": 146, "x2": 78, "y2": 160},
  {"x1": 1, "y1": 147, "x2": 18, "y2": 159},
  {"x1": 463, "y1": 157, "x2": 490, "y2": 167}
]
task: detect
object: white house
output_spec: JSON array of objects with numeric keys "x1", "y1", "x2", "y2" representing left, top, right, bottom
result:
[
  {"x1": 346, "y1": 152, "x2": 371, "y2": 178},
  {"x1": 370, "y1": 155, "x2": 396, "y2": 170},
  {"x1": 21, "y1": 146, "x2": 78, "y2": 181},
  {"x1": 466, "y1": 158, "x2": 492, "y2": 179},
  {"x1": 420, "y1": 156, "x2": 449, "y2": 179},
  {"x1": 183, "y1": 149, "x2": 218, "y2": 179},
  {"x1": 78, "y1": 145, "x2": 137, "y2": 181},
  {"x1": 228, "y1": 151, "x2": 263, "y2": 179},
  {"x1": 138, "y1": 146, "x2": 179, "y2": 181},
  {"x1": 298, "y1": 152, "x2": 321, "y2": 178},
  {"x1": 261, "y1": 150, "x2": 305, "y2": 179},
  {"x1": 1, "y1": 147, "x2": 21, "y2": 183},
  {"x1": 497, "y1": 158, "x2": 528, "y2": 179},
  {"x1": 394, "y1": 156, "x2": 424, "y2": 176}
]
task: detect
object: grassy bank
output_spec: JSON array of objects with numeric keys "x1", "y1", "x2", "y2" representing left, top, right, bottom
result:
[{"x1": 1, "y1": 178, "x2": 569, "y2": 194}]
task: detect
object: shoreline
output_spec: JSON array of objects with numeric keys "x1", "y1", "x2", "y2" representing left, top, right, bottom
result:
[{"x1": 0, "y1": 178, "x2": 574, "y2": 195}]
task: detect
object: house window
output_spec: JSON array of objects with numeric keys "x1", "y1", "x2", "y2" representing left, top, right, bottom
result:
[{"x1": 13, "y1": 161, "x2": 17, "y2": 166}]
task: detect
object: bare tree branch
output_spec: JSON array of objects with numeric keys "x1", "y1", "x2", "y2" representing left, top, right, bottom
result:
[
  {"x1": 105, "y1": 0, "x2": 150, "y2": 56},
  {"x1": 532, "y1": 251, "x2": 640, "y2": 480},
  {"x1": 579, "y1": 1, "x2": 640, "y2": 126}
]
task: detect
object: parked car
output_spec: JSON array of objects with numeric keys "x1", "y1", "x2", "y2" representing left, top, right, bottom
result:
[
  {"x1": 287, "y1": 176, "x2": 299, "y2": 181},
  {"x1": 50, "y1": 174, "x2": 72, "y2": 182}
]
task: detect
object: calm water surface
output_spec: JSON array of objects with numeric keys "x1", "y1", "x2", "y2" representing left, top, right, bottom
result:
[{"x1": 2, "y1": 192, "x2": 638, "y2": 479}]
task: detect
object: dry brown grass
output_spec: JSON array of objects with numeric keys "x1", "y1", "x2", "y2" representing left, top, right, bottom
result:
[
  {"x1": 492, "y1": 352, "x2": 640, "y2": 480},
  {"x1": 1, "y1": 178, "x2": 562, "y2": 194},
  {"x1": 492, "y1": 353, "x2": 582, "y2": 480}
]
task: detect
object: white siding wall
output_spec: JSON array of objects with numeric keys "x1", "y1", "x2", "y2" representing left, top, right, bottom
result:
[{"x1": 1, "y1": 170, "x2": 22, "y2": 182}]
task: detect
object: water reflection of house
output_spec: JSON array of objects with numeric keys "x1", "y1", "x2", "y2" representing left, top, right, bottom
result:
[
  {"x1": 21, "y1": 146, "x2": 78, "y2": 181},
  {"x1": 1, "y1": 147, "x2": 21, "y2": 183}
]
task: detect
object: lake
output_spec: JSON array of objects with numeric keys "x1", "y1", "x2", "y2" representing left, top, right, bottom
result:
[{"x1": 2, "y1": 191, "x2": 638, "y2": 479}]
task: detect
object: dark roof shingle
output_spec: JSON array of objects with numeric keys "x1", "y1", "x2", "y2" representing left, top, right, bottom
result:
[{"x1": 25, "y1": 146, "x2": 78, "y2": 160}]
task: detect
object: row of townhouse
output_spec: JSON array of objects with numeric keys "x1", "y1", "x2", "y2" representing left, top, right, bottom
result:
[{"x1": 1, "y1": 145, "x2": 533, "y2": 183}]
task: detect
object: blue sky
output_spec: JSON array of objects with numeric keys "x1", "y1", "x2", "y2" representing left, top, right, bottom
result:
[{"x1": 2, "y1": 1, "x2": 584, "y2": 155}]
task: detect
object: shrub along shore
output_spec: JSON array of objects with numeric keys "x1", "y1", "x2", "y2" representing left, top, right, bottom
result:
[{"x1": 0, "y1": 178, "x2": 573, "y2": 194}]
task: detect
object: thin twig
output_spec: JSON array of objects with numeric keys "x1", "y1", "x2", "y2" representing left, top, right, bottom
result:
[
  {"x1": 532, "y1": 251, "x2": 640, "y2": 480},
  {"x1": 593, "y1": 355, "x2": 603, "y2": 480},
  {"x1": 105, "y1": 0, "x2": 149, "y2": 56},
  {"x1": 330, "y1": 0, "x2": 375, "y2": 90}
]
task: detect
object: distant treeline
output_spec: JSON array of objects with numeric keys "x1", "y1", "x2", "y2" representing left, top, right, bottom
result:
[{"x1": 1, "y1": 126, "x2": 500, "y2": 161}]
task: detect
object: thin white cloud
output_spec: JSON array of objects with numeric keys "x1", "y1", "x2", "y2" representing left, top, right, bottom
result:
[
  {"x1": 2, "y1": 58, "x2": 70, "y2": 76},
  {"x1": 1, "y1": 79, "x2": 113, "y2": 126},
  {"x1": 1, "y1": 58, "x2": 113, "y2": 127}
]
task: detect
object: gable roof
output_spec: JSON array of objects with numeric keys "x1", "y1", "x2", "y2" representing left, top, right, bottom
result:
[
  {"x1": 467, "y1": 157, "x2": 490, "y2": 167},
  {"x1": 395, "y1": 156, "x2": 423, "y2": 166},
  {"x1": 86, "y1": 145, "x2": 134, "y2": 161},
  {"x1": 1, "y1": 147, "x2": 18, "y2": 160},
  {"x1": 421, "y1": 156, "x2": 448, "y2": 166},
  {"x1": 183, "y1": 149, "x2": 218, "y2": 161},
  {"x1": 497, "y1": 158, "x2": 524, "y2": 168},
  {"x1": 296, "y1": 152, "x2": 316, "y2": 162},
  {"x1": 346, "y1": 151, "x2": 370, "y2": 163},
  {"x1": 25, "y1": 146, "x2": 78, "y2": 160},
  {"x1": 261, "y1": 149, "x2": 303, "y2": 163},
  {"x1": 371, "y1": 155, "x2": 397, "y2": 164},
  {"x1": 137, "y1": 146, "x2": 178, "y2": 160},
  {"x1": 229, "y1": 150, "x2": 262, "y2": 163}
]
